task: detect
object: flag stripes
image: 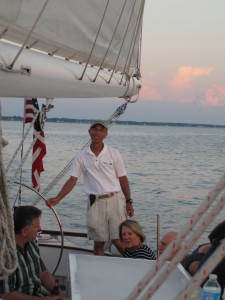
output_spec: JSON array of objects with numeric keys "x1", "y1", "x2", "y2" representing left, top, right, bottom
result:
[
  {"x1": 24, "y1": 98, "x2": 39, "y2": 123},
  {"x1": 23, "y1": 98, "x2": 46, "y2": 191},
  {"x1": 32, "y1": 127, "x2": 46, "y2": 192}
]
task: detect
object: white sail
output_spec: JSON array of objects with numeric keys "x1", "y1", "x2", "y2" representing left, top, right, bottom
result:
[{"x1": 0, "y1": 0, "x2": 144, "y2": 99}]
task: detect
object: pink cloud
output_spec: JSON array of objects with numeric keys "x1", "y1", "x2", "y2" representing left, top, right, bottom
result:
[
  {"x1": 139, "y1": 67, "x2": 225, "y2": 108},
  {"x1": 171, "y1": 66, "x2": 213, "y2": 89},
  {"x1": 201, "y1": 84, "x2": 225, "y2": 106},
  {"x1": 139, "y1": 79, "x2": 161, "y2": 100}
]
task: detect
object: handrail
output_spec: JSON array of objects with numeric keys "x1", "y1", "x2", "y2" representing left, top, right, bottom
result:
[{"x1": 41, "y1": 229, "x2": 87, "y2": 238}]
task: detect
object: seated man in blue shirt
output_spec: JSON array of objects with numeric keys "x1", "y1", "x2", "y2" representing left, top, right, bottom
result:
[{"x1": 0, "y1": 206, "x2": 64, "y2": 300}]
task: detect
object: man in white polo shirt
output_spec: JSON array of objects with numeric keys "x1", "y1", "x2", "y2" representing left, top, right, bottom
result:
[{"x1": 47, "y1": 120, "x2": 134, "y2": 255}]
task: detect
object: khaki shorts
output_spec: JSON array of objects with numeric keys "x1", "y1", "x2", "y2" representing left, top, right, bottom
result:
[{"x1": 86, "y1": 192, "x2": 127, "y2": 241}]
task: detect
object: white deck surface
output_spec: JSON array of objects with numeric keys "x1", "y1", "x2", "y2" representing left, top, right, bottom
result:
[{"x1": 69, "y1": 254, "x2": 202, "y2": 300}]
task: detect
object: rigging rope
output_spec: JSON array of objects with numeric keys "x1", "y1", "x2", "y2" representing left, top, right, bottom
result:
[
  {"x1": 126, "y1": 174, "x2": 225, "y2": 300},
  {"x1": 79, "y1": 0, "x2": 110, "y2": 80},
  {"x1": 7, "y1": 113, "x2": 40, "y2": 196},
  {"x1": 77, "y1": 0, "x2": 143, "y2": 89},
  {"x1": 108, "y1": 0, "x2": 137, "y2": 84},
  {"x1": 32, "y1": 101, "x2": 128, "y2": 206},
  {"x1": 18, "y1": 119, "x2": 27, "y2": 207},
  {"x1": 6, "y1": 113, "x2": 38, "y2": 174},
  {"x1": 8, "y1": 99, "x2": 53, "y2": 195},
  {"x1": 0, "y1": 102, "x2": 18, "y2": 279},
  {"x1": 4, "y1": 98, "x2": 52, "y2": 208},
  {"x1": 92, "y1": 0, "x2": 128, "y2": 83},
  {"x1": 8, "y1": 0, "x2": 50, "y2": 69},
  {"x1": 120, "y1": 0, "x2": 145, "y2": 85}
]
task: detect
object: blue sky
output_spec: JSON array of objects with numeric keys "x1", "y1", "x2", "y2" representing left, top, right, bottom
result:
[{"x1": 1, "y1": 0, "x2": 225, "y2": 125}]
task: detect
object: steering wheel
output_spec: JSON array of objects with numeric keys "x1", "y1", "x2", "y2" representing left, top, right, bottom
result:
[{"x1": 10, "y1": 180, "x2": 64, "y2": 275}]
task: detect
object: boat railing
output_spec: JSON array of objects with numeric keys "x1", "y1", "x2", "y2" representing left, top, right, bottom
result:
[{"x1": 41, "y1": 229, "x2": 87, "y2": 238}]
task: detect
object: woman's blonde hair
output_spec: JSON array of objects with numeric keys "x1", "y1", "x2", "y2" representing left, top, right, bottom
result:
[{"x1": 119, "y1": 219, "x2": 146, "y2": 243}]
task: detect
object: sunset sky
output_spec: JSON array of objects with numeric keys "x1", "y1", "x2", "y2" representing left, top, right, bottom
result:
[
  {"x1": 1, "y1": 0, "x2": 225, "y2": 125},
  {"x1": 138, "y1": 0, "x2": 225, "y2": 125}
]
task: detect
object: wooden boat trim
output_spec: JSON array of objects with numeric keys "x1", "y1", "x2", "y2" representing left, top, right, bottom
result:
[
  {"x1": 39, "y1": 243, "x2": 93, "y2": 253},
  {"x1": 41, "y1": 229, "x2": 88, "y2": 238}
]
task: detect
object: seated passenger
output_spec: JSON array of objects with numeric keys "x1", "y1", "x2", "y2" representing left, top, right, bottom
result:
[
  {"x1": 183, "y1": 220, "x2": 225, "y2": 276},
  {"x1": 0, "y1": 206, "x2": 64, "y2": 300},
  {"x1": 158, "y1": 231, "x2": 179, "y2": 260},
  {"x1": 196, "y1": 220, "x2": 225, "y2": 296},
  {"x1": 119, "y1": 219, "x2": 156, "y2": 260},
  {"x1": 182, "y1": 242, "x2": 211, "y2": 275}
]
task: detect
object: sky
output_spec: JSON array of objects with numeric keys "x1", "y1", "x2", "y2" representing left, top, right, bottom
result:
[{"x1": 1, "y1": 0, "x2": 225, "y2": 125}]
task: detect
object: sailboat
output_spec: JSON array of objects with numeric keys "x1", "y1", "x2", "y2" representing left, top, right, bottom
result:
[
  {"x1": 1, "y1": 1, "x2": 224, "y2": 299},
  {"x1": 0, "y1": 0, "x2": 142, "y2": 99}
]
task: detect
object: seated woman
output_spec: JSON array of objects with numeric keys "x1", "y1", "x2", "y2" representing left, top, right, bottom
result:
[
  {"x1": 197, "y1": 220, "x2": 225, "y2": 296},
  {"x1": 183, "y1": 220, "x2": 225, "y2": 276},
  {"x1": 119, "y1": 219, "x2": 156, "y2": 260},
  {"x1": 182, "y1": 242, "x2": 211, "y2": 275}
]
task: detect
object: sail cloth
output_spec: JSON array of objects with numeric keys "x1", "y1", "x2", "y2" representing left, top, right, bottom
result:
[
  {"x1": 24, "y1": 98, "x2": 46, "y2": 191},
  {"x1": 0, "y1": 0, "x2": 143, "y2": 74},
  {"x1": 0, "y1": 0, "x2": 144, "y2": 99}
]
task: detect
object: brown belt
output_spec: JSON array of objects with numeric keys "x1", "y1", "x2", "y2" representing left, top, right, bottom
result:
[{"x1": 97, "y1": 192, "x2": 115, "y2": 200}]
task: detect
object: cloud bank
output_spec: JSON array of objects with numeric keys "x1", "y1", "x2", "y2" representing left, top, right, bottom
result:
[
  {"x1": 170, "y1": 66, "x2": 213, "y2": 89},
  {"x1": 140, "y1": 66, "x2": 225, "y2": 107}
]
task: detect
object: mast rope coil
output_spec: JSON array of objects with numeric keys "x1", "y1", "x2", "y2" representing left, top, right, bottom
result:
[{"x1": 0, "y1": 102, "x2": 18, "y2": 279}]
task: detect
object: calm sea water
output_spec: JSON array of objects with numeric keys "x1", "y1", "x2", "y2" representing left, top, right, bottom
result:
[{"x1": 2, "y1": 120, "x2": 225, "y2": 251}]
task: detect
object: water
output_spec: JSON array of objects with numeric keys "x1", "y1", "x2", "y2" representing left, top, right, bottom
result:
[{"x1": 2, "y1": 120, "x2": 225, "y2": 251}]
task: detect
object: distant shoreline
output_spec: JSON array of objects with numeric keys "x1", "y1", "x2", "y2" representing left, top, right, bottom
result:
[{"x1": 2, "y1": 116, "x2": 225, "y2": 128}]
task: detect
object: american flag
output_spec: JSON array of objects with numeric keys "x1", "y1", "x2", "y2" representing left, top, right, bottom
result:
[
  {"x1": 23, "y1": 98, "x2": 46, "y2": 191},
  {"x1": 23, "y1": 98, "x2": 39, "y2": 123},
  {"x1": 32, "y1": 128, "x2": 46, "y2": 191}
]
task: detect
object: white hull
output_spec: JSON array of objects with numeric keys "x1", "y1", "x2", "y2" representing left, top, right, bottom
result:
[
  {"x1": 0, "y1": 42, "x2": 141, "y2": 99},
  {"x1": 38, "y1": 233, "x2": 202, "y2": 300},
  {"x1": 69, "y1": 254, "x2": 202, "y2": 300}
]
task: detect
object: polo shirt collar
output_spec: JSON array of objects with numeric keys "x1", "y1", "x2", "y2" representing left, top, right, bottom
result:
[{"x1": 87, "y1": 144, "x2": 107, "y2": 155}]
